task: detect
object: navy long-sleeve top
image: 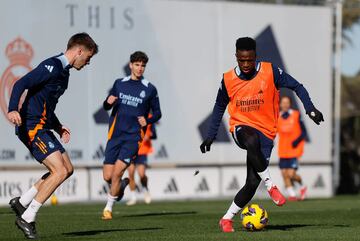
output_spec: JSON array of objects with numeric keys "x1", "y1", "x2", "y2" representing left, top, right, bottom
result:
[
  {"x1": 207, "y1": 62, "x2": 315, "y2": 141},
  {"x1": 104, "y1": 76, "x2": 162, "y2": 141},
  {"x1": 8, "y1": 53, "x2": 71, "y2": 134}
]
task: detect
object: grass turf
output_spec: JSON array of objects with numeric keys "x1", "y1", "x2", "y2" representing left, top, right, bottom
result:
[{"x1": 0, "y1": 195, "x2": 360, "y2": 240}]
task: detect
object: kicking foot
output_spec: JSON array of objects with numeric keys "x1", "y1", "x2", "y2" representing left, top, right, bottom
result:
[
  {"x1": 144, "y1": 192, "x2": 152, "y2": 204},
  {"x1": 9, "y1": 197, "x2": 26, "y2": 217},
  {"x1": 101, "y1": 209, "x2": 112, "y2": 220},
  {"x1": 15, "y1": 216, "x2": 37, "y2": 239},
  {"x1": 126, "y1": 199, "x2": 137, "y2": 206},
  {"x1": 288, "y1": 196, "x2": 298, "y2": 201},
  {"x1": 299, "y1": 186, "x2": 307, "y2": 201},
  {"x1": 268, "y1": 186, "x2": 286, "y2": 206},
  {"x1": 116, "y1": 178, "x2": 130, "y2": 202},
  {"x1": 219, "y1": 218, "x2": 234, "y2": 233}
]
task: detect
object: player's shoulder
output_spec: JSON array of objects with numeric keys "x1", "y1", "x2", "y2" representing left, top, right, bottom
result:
[
  {"x1": 141, "y1": 78, "x2": 156, "y2": 89},
  {"x1": 38, "y1": 54, "x2": 65, "y2": 75}
]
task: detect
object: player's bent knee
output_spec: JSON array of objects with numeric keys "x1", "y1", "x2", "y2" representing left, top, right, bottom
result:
[{"x1": 103, "y1": 175, "x2": 112, "y2": 183}]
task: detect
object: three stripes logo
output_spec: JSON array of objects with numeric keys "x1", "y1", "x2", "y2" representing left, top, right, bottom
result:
[
  {"x1": 164, "y1": 178, "x2": 178, "y2": 193},
  {"x1": 227, "y1": 176, "x2": 240, "y2": 191},
  {"x1": 195, "y1": 177, "x2": 209, "y2": 192},
  {"x1": 93, "y1": 145, "x2": 105, "y2": 159},
  {"x1": 98, "y1": 183, "x2": 110, "y2": 196},
  {"x1": 44, "y1": 65, "x2": 54, "y2": 73},
  {"x1": 155, "y1": 145, "x2": 168, "y2": 158},
  {"x1": 313, "y1": 174, "x2": 325, "y2": 188}
]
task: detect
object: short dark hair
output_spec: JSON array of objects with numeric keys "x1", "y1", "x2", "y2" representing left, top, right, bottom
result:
[
  {"x1": 236, "y1": 37, "x2": 256, "y2": 51},
  {"x1": 280, "y1": 95, "x2": 292, "y2": 104},
  {"x1": 67, "y1": 32, "x2": 98, "y2": 54},
  {"x1": 130, "y1": 51, "x2": 148, "y2": 63}
]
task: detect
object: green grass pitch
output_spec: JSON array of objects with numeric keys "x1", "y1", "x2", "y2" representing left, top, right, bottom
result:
[{"x1": 1, "y1": 195, "x2": 360, "y2": 240}]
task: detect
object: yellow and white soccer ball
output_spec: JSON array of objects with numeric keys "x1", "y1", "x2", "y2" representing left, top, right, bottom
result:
[{"x1": 240, "y1": 204, "x2": 268, "y2": 231}]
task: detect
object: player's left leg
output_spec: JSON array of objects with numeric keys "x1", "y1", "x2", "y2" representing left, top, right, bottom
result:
[
  {"x1": 103, "y1": 160, "x2": 129, "y2": 215},
  {"x1": 102, "y1": 140, "x2": 137, "y2": 218},
  {"x1": 137, "y1": 162, "x2": 151, "y2": 204},
  {"x1": 126, "y1": 163, "x2": 137, "y2": 206},
  {"x1": 290, "y1": 160, "x2": 307, "y2": 200},
  {"x1": 285, "y1": 168, "x2": 297, "y2": 200},
  {"x1": 233, "y1": 126, "x2": 286, "y2": 206},
  {"x1": 134, "y1": 155, "x2": 151, "y2": 204}
]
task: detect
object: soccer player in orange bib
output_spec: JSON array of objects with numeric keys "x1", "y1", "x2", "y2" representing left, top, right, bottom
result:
[
  {"x1": 126, "y1": 118, "x2": 156, "y2": 205},
  {"x1": 278, "y1": 96, "x2": 308, "y2": 201},
  {"x1": 200, "y1": 37, "x2": 323, "y2": 232}
]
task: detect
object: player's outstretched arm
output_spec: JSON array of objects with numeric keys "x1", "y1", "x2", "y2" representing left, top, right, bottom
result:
[
  {"x1": 273, "y1": 66, "x2": 324, "y2": 125},
  {"x1": 200, "y1": 79, "x2": 229, "y2": 153}
]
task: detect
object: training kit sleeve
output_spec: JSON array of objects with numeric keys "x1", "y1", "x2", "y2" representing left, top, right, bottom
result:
[
  {"x1": 8, "y1": 59, "x2": 53, "y2": 112},
  {"x1": 272, "y1": 66, "x2": 315, "y2": 113},
  {"x1": 206, "y1": 79, "x2": 230, "y2": 141},
  {"x1": 146, "y1": 88, "x2": 161, "y2": 124}
]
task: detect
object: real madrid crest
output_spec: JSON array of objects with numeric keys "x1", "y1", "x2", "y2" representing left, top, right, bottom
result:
[{"x1": 0, "y1": 37, "x2": 34, "y2": 123}]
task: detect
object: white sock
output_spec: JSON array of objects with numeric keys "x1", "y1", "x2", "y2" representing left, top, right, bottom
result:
[
  {"x1": 21, "y1": 199, "x2": 42, "y2": 223},
  {"x1": 286, "y1": 186, "x2": 296, "y2": 197},
  {"x1": 257, "y1": 168, "x2": 274, "y2": 191},
  {"x1": 222, "y1": 201, "x2": 242, "y2": 220},
  {"x1": 104, "y1": 194, "x2": 117, "y2": 212},
  {"x1": 130, "y1": 190, "x2": 136, "y2": 200},
  {"x1": 19, "y1": 186, "x2": 38, "y2": 208}
]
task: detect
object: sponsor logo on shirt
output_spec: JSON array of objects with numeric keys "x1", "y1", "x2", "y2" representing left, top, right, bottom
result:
[
  {"x1": 119, "y1": 92, "x2": 143, "y2": 107},
  {"x1": 236, "y1": 91, "x2": 265, "y2": 112}
]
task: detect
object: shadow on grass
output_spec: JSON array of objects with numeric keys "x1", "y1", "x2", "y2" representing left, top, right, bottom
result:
[
  {"x1": 266, "y1": 223, "x2": 350, "y2": 231},
  {"x1": 123, "y1": 211, "x2": 197, "y2": 218},
  {"x1": 63, "y1": 227, "x2": 163, "y2": 236},
  {"x1": 266, "y1": 224, "x2": 313, "y2": 231}
]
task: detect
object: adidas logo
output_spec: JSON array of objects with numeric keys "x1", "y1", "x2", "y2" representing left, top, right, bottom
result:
[
  {"x1": 93, "y1": 145, "x2": 105, "y2": 159},
  {"x1": 313, "y1": 174, "x2": 325, "y2": 188},
  {"x1": 45, "y1": 65, "x2": 54, "y2": 72},
  {"x1": 227, "y1": 176, "x2": 240, "y2": 191},
  {"x1": 195, "y1": 178, "x2": 209, "y2": 192},
  {"x1": 98, "y1": 183, "x2": 110, "y2": 195},
  {"x1": 164, "y1": 178, "x2": 178, "y2": 193},
  {"x1": 155, "y1": 145, "x2": 168, "y2": 158}
]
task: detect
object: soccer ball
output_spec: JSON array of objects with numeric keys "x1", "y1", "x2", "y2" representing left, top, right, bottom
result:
[{"x1": 240, "y1": 204, "x2": 268, "y2": 231}]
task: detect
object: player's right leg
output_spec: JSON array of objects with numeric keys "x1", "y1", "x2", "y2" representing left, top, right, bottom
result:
[
  {"x1": 9, "y1": 172, "x2": 50, "y2": 217},
  {"x1": 126, "y1": 163, "x2": 137, "y2": 206},
  {"x1": 220, "y1": 160, "x2": 261, "y2": 232}
]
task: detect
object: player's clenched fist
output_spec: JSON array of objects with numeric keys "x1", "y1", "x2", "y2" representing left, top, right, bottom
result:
[
  {"x1": 7, "y1": 111, "x2": 22, "y2": 126},
  {"x1": 200, "y1": 138, "x2": 213, "y2": 153},
  {"x1": 107, "y1": 95, "x2": 118, "y2": 105},
  {"x1": 60, "y1": 126, "x2": 71, "y2": 144},
  {"x1": 138, "y1": 116, "x2": 147, "y2": 127}
]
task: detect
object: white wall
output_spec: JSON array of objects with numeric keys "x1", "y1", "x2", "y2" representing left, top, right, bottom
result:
[{"x1": 0, "y1": 0, "x2": 332, "y2": 166}]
